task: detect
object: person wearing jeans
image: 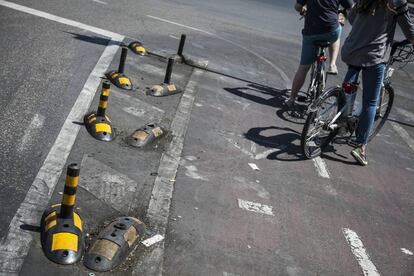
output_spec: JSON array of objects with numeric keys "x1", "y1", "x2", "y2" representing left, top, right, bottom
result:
[{"x1": 342, "y1": 0, "x2": 414, "y2": 165}]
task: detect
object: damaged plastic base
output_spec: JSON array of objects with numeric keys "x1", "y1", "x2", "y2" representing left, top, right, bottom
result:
[
  {"x1": 106, "y1": 70, "x2": 133, "y2": 90},
  {"x1": 84, "y1": 112, "x2": 115, "y2": 142},
  {"x1": 128, "y1": 41, "x2": 146, "y2": 56},
  {"x1": 84, "y1": 217, "x2": 146, "y2": 272},
  {"x1": 127, "y1": 123, "x2": 164, "y2": 148},
  {"x1": 40, "y1": 205, "x2": 85, "y2": 265},
  {"x1": 148, "y1": 82, "x2": 181, "y2": 97}
]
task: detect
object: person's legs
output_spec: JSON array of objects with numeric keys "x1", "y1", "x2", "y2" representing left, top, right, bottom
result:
[
  {"x1": 328, "y1": 38, "x2": 340, "y2": 74},
  {"x1": 286, "y1": 35, "x2": 315, "y2": 106},
  {"x1": 351, "y1": 63, "x2": 385, "y2": 165}
]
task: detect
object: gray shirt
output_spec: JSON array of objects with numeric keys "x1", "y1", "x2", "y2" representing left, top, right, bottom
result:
[{"x1": 342, "y1": 0, "x2": 414, "y2": 67}]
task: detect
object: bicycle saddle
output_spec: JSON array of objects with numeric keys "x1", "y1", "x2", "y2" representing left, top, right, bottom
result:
[{"x1": 314, "y1": 41, "x2": 331, "y2": 48}]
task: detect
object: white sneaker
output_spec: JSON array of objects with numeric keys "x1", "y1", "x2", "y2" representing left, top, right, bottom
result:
[{"x1": 327, "y1": 64, "x2": 338, "y2": 75}]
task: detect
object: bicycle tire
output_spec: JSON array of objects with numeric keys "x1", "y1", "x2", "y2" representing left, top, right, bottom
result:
[
  {"x1": 301, "y1": 87, "x2": 341, "y2": 159},
  {"x1": 367, "y1": 85, "x2": 394, "y2": 141}
]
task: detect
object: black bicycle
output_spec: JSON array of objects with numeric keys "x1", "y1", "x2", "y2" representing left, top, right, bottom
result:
[{"x1": 301, "y1": 40, "x2": 414, "y2": 159}]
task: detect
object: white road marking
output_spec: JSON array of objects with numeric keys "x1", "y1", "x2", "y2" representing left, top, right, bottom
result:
[
  {"x1": 0, "y1": 0, "x2": 123, "y2": 41},
  {"x1": 254, "y1": 149, "x2": 278, "y2": 160},
  {"x1": 142, "y1": 235, "x2": 165, "y2": 247},
  {"x1": 395, "y1": 107, "x2": 414, "y2": 123},
  {"x1": 146, "y1": 15, "x2": 291, "y2": 86},
  {"x1": 133, "y1": 69, "x2": 205, "y2": 276},
  {"x1": 342, "y1": 228, "x2": 380, "y2": 276},
  {"x1": 238, "y1": 199, "x2": 274, "y2": 216},
  {"x1": 146, "y1": 15, "x2": 215, "y2": 35},
  {"x1": 0, "y1": 41, "x2": 122, "y2": 275},
  {"x1": 185, "y1": 165, "x2": 209, "y2": 181},
  {"x1": 169, "y1": 34, "x2": 180, "y2": 40},
  {"x1": 389, "y1": 122, "x2": 414, "y2": 152},
  {"x1": 313, "y1": 157, "x2": 330, "y2": 179},
  {"x1": 92, "y1": 0, "x2": 107, "y2": 4},
  {"x1": 401, "y1": 248, "x2": 413, "y2": 256},
  {"x1": 248, "y1": 163, "x2": 260, "y2": 171},
  {"x1": 17, "y1": 114, "x2": 45, "y2": 152}
]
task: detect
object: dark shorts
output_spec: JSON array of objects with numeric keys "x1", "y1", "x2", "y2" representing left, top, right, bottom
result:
[{"x1": 300, "y1": 26, "x2": 342, "y2": 65}]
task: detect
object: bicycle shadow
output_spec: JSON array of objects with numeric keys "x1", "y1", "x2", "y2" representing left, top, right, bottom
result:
[
  {"x1": 244, "y1": 126, "x2": 305, "y2": 161},
  {"x1": 223, "y1": 84, "x2": 308, "y2": 124}
]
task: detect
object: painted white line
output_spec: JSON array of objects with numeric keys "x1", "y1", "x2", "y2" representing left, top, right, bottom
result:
[
  {"x1": 0, "y1": 0, "x2": 123, "y2": 41},
  {"x1": 146, "y1": 15, "x2": 215, "y2": 36},
  {"x1": 401, "y1": 248, "x2": 413, "y2": 256},
  {"x1": 342, "y1": 228, "x2": 380, "y2": 276},
  {"x1": 313, "y1": 157, "x2": 330, "y2": 179},
  {"x1": 389, "y1": 122, "x2": 414, "y2": 152},
  {"x1": 169, "y1": 35, "x2": 180, "y2": 40},
  {"x1": 395, "y1": 107, "x2": 414, "y2": 123},
  {"x1": 238, "y1": 199, "x2": 274, "y2": 216},
  {"x1": 254, "y1": 149, "x2": 278, "y2": 160},
  {"x1": 17, "y1": 114, "x2": 45, "y2": 152},
  {"x1": 0, "y1": 42, "x2": 122, "y2": 275},
  {"x1": 141, "y1": 235, "x2": 165, "y2": 247},
  {"x1": 92, "y1": 0, "x2": 107, "y2": 4},
  {"x1": 248, "y1": 163, "x2": 260, "y2": 171},
  {"x1": 133, "y1": 69, "x2": 205, "y2": 276},
  {"x1": 146, "y1": 15, "x2": 291, "y2": 86}
]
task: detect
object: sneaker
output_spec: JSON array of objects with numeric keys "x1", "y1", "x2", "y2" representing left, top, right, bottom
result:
[
  {"x1": 351, "y1": 147, "x2": 368, "y2": 166},
  {"x1": 284, "y1": 98, "x2": 295, "y2": 108},
  {"x1": 327, "y1": 64, "x2": 338, "y2": 75}
]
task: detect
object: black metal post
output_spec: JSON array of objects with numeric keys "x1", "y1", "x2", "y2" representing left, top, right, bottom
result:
[
  {"x1": 164, "y1": 58, "x2": 174, "y2": 84},
  {"x1": 118, "y1": 47, "x2": 128, "y2": 74},
  {"x1": 177, "y1": 34, "x2": 186, "y2": 56}
]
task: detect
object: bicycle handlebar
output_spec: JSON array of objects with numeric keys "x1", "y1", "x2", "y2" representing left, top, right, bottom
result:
[{"x1": 390, "y1": 39, "x2": 411, "y2": 56}]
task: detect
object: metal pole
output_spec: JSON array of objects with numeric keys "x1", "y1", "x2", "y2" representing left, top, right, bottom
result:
[
  {"x1": 164, "y1": 58, "x2": 174, "y2": 84},
  {"x1": 97, "y1": 81, "x2": 111, "y2": 117},
  {"x1": 177, "y1": 34, "x2": 186, "y2": 56},
  {"x1": 59, "y1": 164, "x2": 80, "y2": 219},
  {"x1": 118, "y1": 47, "x2": 128, "y2": 74}
]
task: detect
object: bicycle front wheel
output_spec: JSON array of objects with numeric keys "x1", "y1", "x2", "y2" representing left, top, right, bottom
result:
[
  {"x1": 301, "y1": 87, "x2": 341, "y2": 159},
  {"x1": 368, "y1": 85, "x2": 394, "y2": 141}
]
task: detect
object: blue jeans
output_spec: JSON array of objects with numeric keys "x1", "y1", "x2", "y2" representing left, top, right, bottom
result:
[{"x1": 343, "y1": 63, "x2": 386, "y2": 145}]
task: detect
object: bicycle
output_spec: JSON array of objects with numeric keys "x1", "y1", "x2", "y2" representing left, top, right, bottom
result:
[{"x1": 301, "y1": 40, "x2": 414, "y2": 159}]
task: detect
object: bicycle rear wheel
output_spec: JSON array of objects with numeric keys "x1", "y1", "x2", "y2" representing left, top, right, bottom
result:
[
  {"x1": 368, "y1": 85, "x2": 394, "y2": 141},
  {"x1": 301, "y1": 87, "x2": 341, "y2": 159}
]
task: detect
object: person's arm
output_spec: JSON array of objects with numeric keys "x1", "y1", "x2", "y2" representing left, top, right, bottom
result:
[
  {"x1": 340, "y1": 0, "x2": 356, "y2": 25},
  {"x1": 393, "y1": 0, "x2": 414, "y2": 45}
]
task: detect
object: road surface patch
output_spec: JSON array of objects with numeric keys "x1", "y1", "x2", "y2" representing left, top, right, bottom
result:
[
  {"x1": 17, "y1": 113, "x2": 45, "y2": 153},
  {"x1": 237, "y1": 199, "x2": 274, "y2": 216}
]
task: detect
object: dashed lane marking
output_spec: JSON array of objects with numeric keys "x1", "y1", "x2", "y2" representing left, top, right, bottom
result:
[
  {"x1": 17, "y1": 114, "x2": 45, "y2": 153},
  {"x1": 0, "y1": 0, "x2": 123, "y2": 41},
  {"x1": 238, "y1": 199, "x2": 274, "y2": 216},
  {"x1": 0, "y1": 37, "x2": 122, "y2": 276},
  {"x1": 142, "y1": 235, "x2": 165, "y2": 247},
  {"x1": 342, "y1": 228, "x2": 380, "y2": 276},
  {"x1": 92, "y1": 0, "x2": 107, "y2": 4},
  {"x1": 389, "y1": 122, "x2": 414, "y2": 152},
  {"x1": 313, "y1": 157, "x2": 330, "y2": 179},
  {"x1": 132, "y1": 69, "x2": 205, "y2": 276}
]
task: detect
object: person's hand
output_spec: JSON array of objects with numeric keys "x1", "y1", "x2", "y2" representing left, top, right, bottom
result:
[
  {"x1": 300, "y1": 6, "x2": 307, "y2": 16},
  {"x1": 295, "y1": 3, "x2": 306, "y2": 15},
  {"x1": 339, "y1": 13, "x2": 346, "y2": 26}
]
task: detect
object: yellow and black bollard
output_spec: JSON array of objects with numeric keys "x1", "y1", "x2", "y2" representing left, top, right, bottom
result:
[
  {"x1": 128, "y1": 41, "x2": 146, "y2": 56},
  {"x1": 148, "y1": 58, "x2": 181, "y2": 97},
  {"x1": 84, "y1": 81, "x2": 115, "y2": 142},
  {"x1": 40, "y1": 163, "x2": 85, "y2": 265},
  {"x1": 106, "y1": 46, "x2": 133, "y2": 90}
]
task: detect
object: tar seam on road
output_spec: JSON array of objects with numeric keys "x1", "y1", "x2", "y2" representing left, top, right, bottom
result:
[
  {"x1": 0, "y1": 0, "x2": 123, "y2": 41},
  {"x1": 0, "y1": 38, "x2": 123, "y2": 276},
  {"x1": 133, "y1": 68, "x2": 205, "y2": 276},
  {"x1": 389, "y1": 122, "x2": 414, "y2": 152},
  {"x1": 146, "y1": 15, "x2": 291, "y2": 87},
  {"x1": 313, "y1": 157, "x2": 330, "y2": 179},
  {"x1": 17, "y1": 114, "x2": 46, "y2": 153},
  {"x1": 342, "y1": 228, "x2": 380, "y2": 276}
]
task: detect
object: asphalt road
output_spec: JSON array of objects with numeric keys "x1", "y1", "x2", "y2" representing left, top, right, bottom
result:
[{"x1": 0, "y1": 0, "x2": 413, "y2": 275}]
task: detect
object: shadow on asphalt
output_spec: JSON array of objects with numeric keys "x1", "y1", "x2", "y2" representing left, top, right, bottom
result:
[
  {"x1": 64, "y1": 31, "x2": 111, "y2": 46},
  {"x1": 244, "y1": 126, "x2": 304, "y2": 161},
  {"x1": 20, "y1": 224, "x2": 41, "y2": 233},
  {"x1": 224, "y1": 84, "x2": 309, "y2": 125}
]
